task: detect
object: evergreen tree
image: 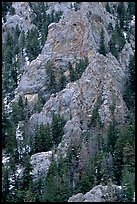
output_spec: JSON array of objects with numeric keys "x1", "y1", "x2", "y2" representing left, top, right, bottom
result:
[
  {"x1": 6, "y1": 122, "x2": 19, "y2": 163},
  {"x1": 2, "y1": 167, "x2": 10, "y2": 202},
  {"x1": 34, "y1": 124, "x2": 52, "y2": 153},
  {"x1": 68, "y1": 62, "x2": 75, "y2": 82},
  {"x1": 75, "y1": 57, "x2": 88, "y2": 79},
  {"x1": 41, "y1": 21, "x2": 48, "y2": 47},
  {"x1": 51, "y1": 114, "x2": 66, "y2": 146},
  {"x1": 20, "y1": 154, "x2": 33, "y2": 191},
  {"x1": 44, "y1": 161, "x2": 59, "y2": 201},
  {"x1": 44, "y1": 159, "x2": 71, "y2": 202},
  {"x1": 19, "y1": 30, "x2": 25, "y2": 54},
  {"x1": 123, "y1": 142, "x2": 135, "y2": 173},
  {"x1": 26, "y1": 28, "x2": 41, "y2": 61},
  {"x1": 108, "y1": 22, "x2": 113, "y2": 34},
  {"x1": 108, "y1": 20, "x2": 125, "y2": 58},
  {"x1": 117, "y1": 2, "x2": 126, "y2": 29},
  {"x1": 35, "y1": 96, "x2": 43, "y2": 113},
  {"x1": 127, "y1": 2, "x2": 135, "y2": 18},
  {"x1": 58, "y1": 70, "x2": 67, "y2": 91},
  {"x1": 123, "y1": 53, "x2": 135, "y2": 110},
  {"x1": 98, "y1": 28, "x2": 107, "y2": 56},
  {"x1": 122, "y1": 168, "x2": 135, "y2": 202},
  {"x1": 128, "y1": 53, "x2": 135, "y2": 93},
  {"x1": 108, "y1": 38, "x2": 118, "y2": 59},
  {"x1": 107, "y1": 119, "x2": 118, "y2": 154},
  {"x1": 46, "y1": 62, "x2": 57, "y2": 94},
  {"x1": 106, "y1": 2, "x2": 111, "y2": 13}
]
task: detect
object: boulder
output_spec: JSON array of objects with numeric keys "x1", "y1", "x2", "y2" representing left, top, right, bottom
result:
[
  {"x1": 30, "y1": 151, "x2": 52, "y2": 180},
  {"x1": 68, "y1": 184, "x2": 124, "y2": 202},
  {"x1": 68, "y1": 193, "x2": 84, "y2": 202}
]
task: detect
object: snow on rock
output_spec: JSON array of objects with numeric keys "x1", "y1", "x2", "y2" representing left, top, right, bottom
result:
[
  {"x1": 123, "y1": 32, "x2": 127, "y2": 39},
  {"x1": 2, "y1": 155, "x2": 10, "y2": 165},
  {"x1": 131, "y1": 15, "x2": 135, "y2": 25},
  {"x1": 16, "y1": 121, "x2": 24, "y2": 140},
  {"x1": 25, "y1": 56, "x2": 30, "y2": 66}
]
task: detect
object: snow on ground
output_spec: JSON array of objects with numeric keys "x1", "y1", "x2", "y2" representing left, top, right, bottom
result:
[
  {"x1": 133, "y1": 192, "x2": 135, "y2": 202},
  {"x1": 3, "y1": 94, "x2": 12, "y2": 113},
  {"x1": 15, "y1": 54, "x2": 18, "y2": 62},
  {"x1": 131, "y1": 15, "x2": 135, "y2": 25},
  {"x1": 117, "y1": 185, "x2": 122, "y2": 190},
  {"x1": 17, "y1": 73, "x2": 21, "y2": 85},
  {"x1": 25, "y1": 56, "x2": 30, "y2": 66},
  {"x1": 16, "y1": 121, "x2": 24, "y2": 140},
  {"x1": 2, "y1": 155, "x2": 10, "y2": 165},
  {"x1": 123, "y1": 32, "x2": 127, "y2": 39}
]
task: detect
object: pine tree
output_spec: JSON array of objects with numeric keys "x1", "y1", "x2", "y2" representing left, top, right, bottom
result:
[
  {"x1": 123, "y1": 53, "x2": 135, "y2": 110},
  {"x1": 108, "y1": 22, "x2": 113, "y2": 34},
  {"x1": 122, "y1": 168, "x2": 135, "y2": 202},
  {"x1": 21, "y1": 154, "x2": 33, "y2": 191},
  {"x1": 35, "y1": 96, "x2": 43, "y2": 113},
  {"x1": 26, "y1": 28, "x2": 41, "y2": 61},
  {"x1": 34, "y1": 124, "x2": 52, "y2": 153},
  {"x1": 34, "y1": 125, "x2": 43, "y2": 153},
  {"x1": 98, "y1": 28, "x2": 107, "y2": 56},
  {"x1": 108, "y1": 20, "x2": 125, "y2": 58},
  {"x1": 128, "y1": 53, "x2": 135, "y2": 93},
  {"x1": 68, "y1": 62, "x2": 75, "y2": 82},
  {"x1": 19, "y1": 30, "x2": 25, "y2": 54},
  {"x1": 2, "y1": 167, "x2": 10, "y2": 202},
  {"x1": 59, "y1": 70, "x2": 67, "y2": 91},
  {"x1": 106, "y1": 2, "x2": 111, "y2": 13},
  {"x1": 117, "y1": 2, "x2": 126, "y2": 29},
  {"x1": 46, "y1": 62, "x2": 57, "y2": 94},
  {"x1": 107, "y1": 120, "x2": 118, "y2": 154},
  {"x1": 51, "y1": 114, "x2": 65, "y2": 146}
]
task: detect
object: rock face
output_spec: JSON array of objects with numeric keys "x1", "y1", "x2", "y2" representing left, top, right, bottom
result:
[
  {"x1": 30, "y1": 151, "x2": 52, "y2": 179},
  {"x1": 17, "y1": 2, "x2": 115, "y2": 95},
  {"x1": 3, "y1": 2, "x2": 34, "y2": 33},
  {"x1": 68, "y1": 184, "x2": 123, "y2": 202},
  {"x1": 28, "y1": 52, "x2": 127, "y2": 158},
  {"x1": 4, "y1": 1, "x2": 134, "y2": 182}
]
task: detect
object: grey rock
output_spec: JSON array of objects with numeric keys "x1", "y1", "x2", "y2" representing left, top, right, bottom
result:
[
  {"x1": 27, "y1": 52, "x2": 127, "y2": 157},
  {"x1": 3, "y1": 2, "x2": 35, "y2": 33},
  {"x1": 68, "y1": 193, "x2": 84, "y2": 202},
  {"x1": 30, "y1": 151, "x2": 52, "y2": 180},
  {"x1": 68, "y1": 184, "x2": 123, "y2": 202},
  {"x1": 16, "y1": 2, "x2": 117, "y2": 96}
]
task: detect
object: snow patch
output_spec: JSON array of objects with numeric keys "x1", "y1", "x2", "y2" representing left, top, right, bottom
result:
[
  {"x1": 2, "y1": 155, "x2": 10, "y2": 164},
  {"x1": 25, "y1": 56, "x2": 30, "y2": 66},
  {"x1": 131, "y1": 15, "x2": 135, "y2": 25},
  {"x1": 16, "y1": 121, "x2": 24, "y2": 140},
  {"x1": 123, "y1": 32, "x2": 127, "y2": 39},
  {"x1": 117, "y1": 185, "x2": 122, "y2": 190}
]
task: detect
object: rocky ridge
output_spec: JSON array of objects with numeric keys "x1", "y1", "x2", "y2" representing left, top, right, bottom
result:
[{"x1": 14, "y1": 2, "x2": 133, "y2": 173}]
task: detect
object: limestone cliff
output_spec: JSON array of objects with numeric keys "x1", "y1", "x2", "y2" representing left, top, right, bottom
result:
[{"x1": 15, "y1": 2, "x2": 130, "y2": 157}]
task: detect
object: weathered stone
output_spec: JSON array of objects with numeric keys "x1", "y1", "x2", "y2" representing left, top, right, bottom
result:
[
  {"x1": 26, "y1": 52, "x2": 127, "y2": 156},
  {"x1": 68, "y1": 184, "x2": 124, "y2": 202},
  {"x1": 68, "y1": 193, "x2": 84, "y2": 202},
  {"x1": 30, "y1": 151, "x2": 52, "y2": 179},
  {"x1": 3, "y1": 2, "x2": 35, "y2": 33}
]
